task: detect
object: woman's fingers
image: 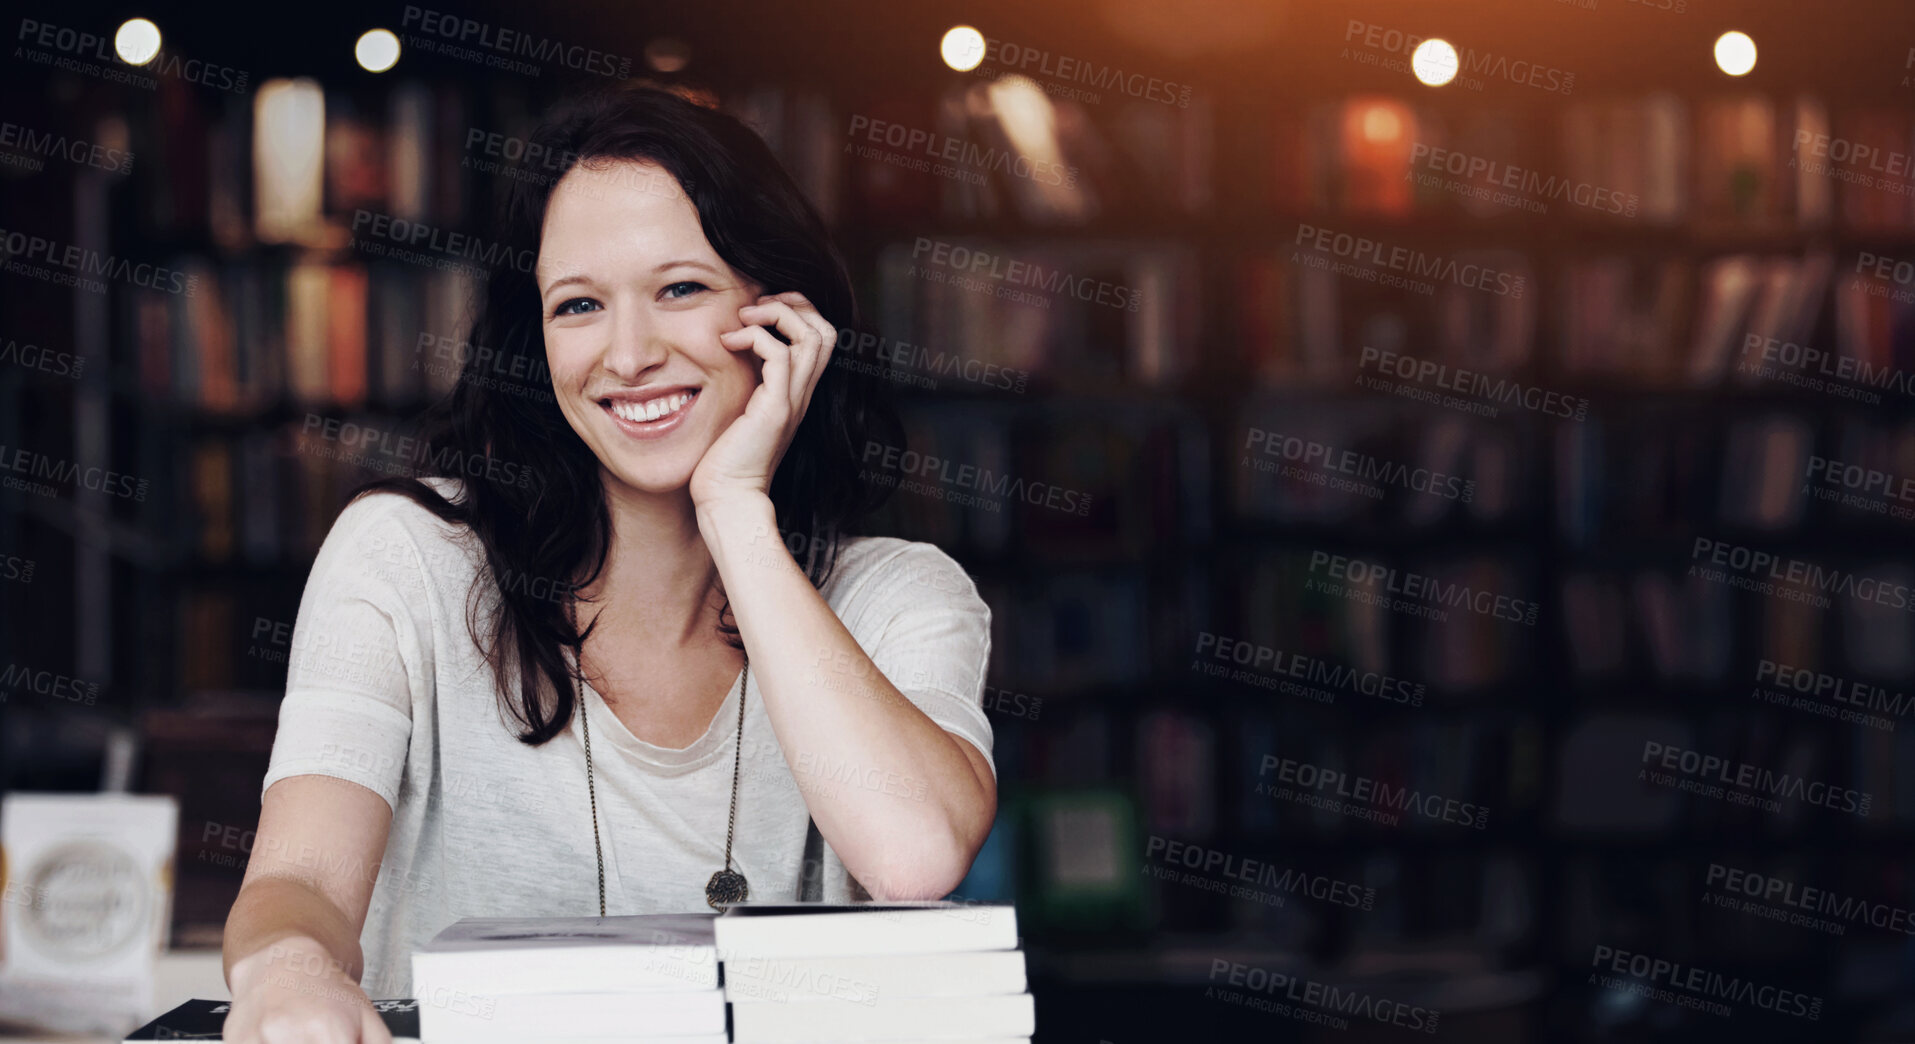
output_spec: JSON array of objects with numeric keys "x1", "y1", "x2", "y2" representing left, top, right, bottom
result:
[
  {"x1": 257, "y1": 1011, "x2": 352, "y2": 1044},
  {"x1": 737, "y1": 301, "x2": 816, "y2": 412},
  {"x1": 769, "y1": 292, "x2": 837, "y2": 418},
  {"x1": 767, "y1": 291, "x2": 837, "y2": 358},
  {"x1": 740, "y1": 295, "x2": 833, "y2": 413},
  {"x1": 722, "y1": 323, "x2": 794, "y2": 425}
]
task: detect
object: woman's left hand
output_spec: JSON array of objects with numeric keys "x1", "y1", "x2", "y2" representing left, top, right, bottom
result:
[{"x1": 690, "y1": 291, "x2": 836, "y2": 511}]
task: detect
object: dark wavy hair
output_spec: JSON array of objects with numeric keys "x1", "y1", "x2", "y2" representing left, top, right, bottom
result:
[{"x1": 358, "y1": 82, "x2": 900, "y2": 745}]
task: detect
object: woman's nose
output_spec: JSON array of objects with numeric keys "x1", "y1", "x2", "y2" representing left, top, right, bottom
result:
[{"x1": 600, "y1": 306, "x2": 672, "y2": 378}]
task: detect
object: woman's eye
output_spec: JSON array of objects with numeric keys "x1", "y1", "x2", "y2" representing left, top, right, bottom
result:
[
  {"x1": 552, "y1": 298, "x2": 599, "y2": 317},
  {"x1": 662, "y1": 281, "x2": 707, "y2": 300}
]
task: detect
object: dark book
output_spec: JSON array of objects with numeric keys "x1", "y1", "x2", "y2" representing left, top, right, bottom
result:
[{"x1": 123, "y1": 998, "x2": 419, "y2": 1041}]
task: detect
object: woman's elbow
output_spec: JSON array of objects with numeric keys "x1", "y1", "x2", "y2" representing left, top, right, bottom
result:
[
  {"x1": 863, "y1": 849, "x2": 971, "y2": 901},
  {"x1": 862, "y1": 816, "x2": 990, "y2": 901},
  {"x1": 851, "y1": 756, "x2": 996, "y2": 900}
]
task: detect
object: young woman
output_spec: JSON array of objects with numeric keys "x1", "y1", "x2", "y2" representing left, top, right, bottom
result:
[{"x1": 221, "y1": 84, "x2": 997, "y2": 1044}]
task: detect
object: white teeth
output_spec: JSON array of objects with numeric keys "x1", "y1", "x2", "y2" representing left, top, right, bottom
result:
[{"x1": 610, "y1": 392, "x2": 693, "y2": 423}]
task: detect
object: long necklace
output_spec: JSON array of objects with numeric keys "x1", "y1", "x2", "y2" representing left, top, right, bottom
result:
[{"x1": 571, "y1": 599, "x2": 752, "y2": 913}]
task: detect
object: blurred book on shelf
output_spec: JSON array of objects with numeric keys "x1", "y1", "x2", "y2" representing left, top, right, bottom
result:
[
  {"x1": 1026, "y1": 788, "x2": 1145, "y2": 935},
  {"x1": 129, "y1": 260, "x2": 471, "y2": 415},
  {"x1": 1835, "y1": 107, "x2": 1915, "y2": 229}
]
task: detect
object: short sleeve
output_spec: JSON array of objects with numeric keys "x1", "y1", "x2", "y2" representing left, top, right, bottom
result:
[
  {"x1": 858, "y1": 543, "x2": 996, "y2": 779},
  {"x1": 260, "y1": 494, "x2": 436, "y2": 812}
]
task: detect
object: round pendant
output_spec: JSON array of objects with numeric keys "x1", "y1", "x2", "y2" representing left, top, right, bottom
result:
[{"x1": 706, "y1": 868, "x2": 749, "y2": 908}]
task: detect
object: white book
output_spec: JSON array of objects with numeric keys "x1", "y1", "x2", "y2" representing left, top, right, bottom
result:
[
  {"x1": 712, "y1": 903, "x2": 1017, "y2": 959},
  {"x1": 413, "y1": 914, "x2": 718, "y2": 998},
  {"x1": 730, "y1": 993, "x2": 1035, "y2": 1043},
  {"x1": 419, "y1": 1036, "x2": 728, "y2": 1044},
  {"x1": 418, "y1": 988, "x2": 727, "y2": 1041},
  {"x1": 724, "y1": 950, "x2": 1027, "y2": 1004},
  {"x1": 423, "y1": 1036, "x2": 727, "y2": 1044},
  {"x1": 5, "y1": 794, "x2": 178, "y2": 1037},
  {"x1": 731, "y1": 1040, "x2": 1028, "y2": 1044},
  {"x1": 468, "y1": 1039, "x2": 728, "y2": 1044}
]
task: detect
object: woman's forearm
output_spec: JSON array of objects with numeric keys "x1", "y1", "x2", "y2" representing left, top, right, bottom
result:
[
  {"x1": 224, "y1": 876, "x2": 368, "y2": 993},
  {"x1": 697, "y1": 494, "x2": 994, "y2": 899}
]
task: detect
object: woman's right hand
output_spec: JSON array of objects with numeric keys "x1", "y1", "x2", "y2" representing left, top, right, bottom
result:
[
  {"x1": 222, "y1": 936, "x2": 394, "y2": 1044},
  {"x1": 222, "y1": 777, "x2": 397, "y2": 1044}
]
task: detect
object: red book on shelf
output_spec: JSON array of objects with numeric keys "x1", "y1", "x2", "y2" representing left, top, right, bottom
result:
[
  {"x1": 1137, "y1": 711, "x2": 1215, "y2": 835},
  {"x1": 1337, "y1": 96, "x2": 1415, "y2": 217},
  {"x1": 328, "y1": 265, "x2": 369, "y2": 407},
  {"x1": 134, "y1": 294, "x2": 173, "y2": 400},
  {"x1": 190, "y1": 266, "x2": 238, "y2": 412},
  {"x1": 1263, "y1": 106, "x2": 1313, "y2": 214},
  {"x1": 179, "y1": 590, "x2": 236, "y2": 692},
  {"x1": 1236, "y1": 255, "x2": 1291, "y2": 386},
  {"x1": 157, "y1": 77, "x2": 212, "y2": 236},
  {"x1": 325, "y1": 110, "x2": 388, "y2": 217},
  {"x1": 1836, "y1": 109, "x2": 1915, "y2": 230},
  {"x1": 1835, "y1": 274, "x2": 1895, "y2": 371},
  {"x1": 841, "y1": 95, "x2": 939, "y2": 222}
]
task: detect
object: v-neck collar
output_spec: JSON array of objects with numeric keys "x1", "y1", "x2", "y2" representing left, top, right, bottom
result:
[{"x1": 568, "y1": 648, "x2": 748, "y2": 774}]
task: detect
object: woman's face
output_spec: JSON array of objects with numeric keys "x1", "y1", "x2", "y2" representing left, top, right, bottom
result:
[{"x1": 536, "y1": 158, "x2": 762, "y2": 498}]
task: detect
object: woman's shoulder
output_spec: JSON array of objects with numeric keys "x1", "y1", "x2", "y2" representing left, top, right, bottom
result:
[
  {"x1": 317, "y1": 476, "x2": 484, "y2": 586},
  {"x1": 824, "y1": 535, "x2": 983, "y2": 613}
]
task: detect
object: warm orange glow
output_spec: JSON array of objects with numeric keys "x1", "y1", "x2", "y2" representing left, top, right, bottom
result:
[
  {"x1": 1361, "y1": 106, "x2": 1404, "y2": 144},
  {"x1": 1342, "y1": 98, "x2": 1417, "y2": 216}
]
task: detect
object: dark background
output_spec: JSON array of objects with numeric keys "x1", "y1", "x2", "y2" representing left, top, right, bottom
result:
[{"x1": 5, "y1": 0, "x2": 1915, "y2": 1040}]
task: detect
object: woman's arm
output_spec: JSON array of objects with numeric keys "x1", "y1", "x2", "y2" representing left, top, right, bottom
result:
[
  {"x1": 217, "y1": 489, "x2": 431, "y2": 1041},
  {"x1": 689, "y1": 291, "x2": 995, "y2": 899},
  {"x1": 225, "y1": 775, "x2": 393, "y2": 984},
  {"x1": 222, "y1": 776, "x2": 396, "y2": 1044},
  {"x1": 698, "y1": 494, "x2": 996, "y2": 900}
]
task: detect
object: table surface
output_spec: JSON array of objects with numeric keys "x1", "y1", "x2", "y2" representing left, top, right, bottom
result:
[{"x1": 0, "y1": 950, "x2": 230, "y2": 1043}]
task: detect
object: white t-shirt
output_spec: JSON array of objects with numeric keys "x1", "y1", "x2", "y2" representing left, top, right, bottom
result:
[{"x1": 259, "y1": 478, "x2": 994, "y2": 996}]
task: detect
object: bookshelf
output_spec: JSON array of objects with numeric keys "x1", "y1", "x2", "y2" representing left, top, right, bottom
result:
[{"x1": 832, "y1": 82, "x2": 1915, "y2": 1041}]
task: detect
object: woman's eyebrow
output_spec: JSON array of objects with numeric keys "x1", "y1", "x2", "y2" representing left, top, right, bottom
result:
[
  {"x1": 541, "y1": 272, "x2": 595, "y2": 295},
  {"x1": 538, "y1": 260, "x2": 721, "y2": 294}
]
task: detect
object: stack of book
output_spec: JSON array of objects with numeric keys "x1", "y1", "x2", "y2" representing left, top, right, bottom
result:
[
  {"x1": 715, "y1": 902, "x2": 1034, "y2": 1044},
  {"x1": 410, "y1": 914, "x2": 727, "y2": 1043}
]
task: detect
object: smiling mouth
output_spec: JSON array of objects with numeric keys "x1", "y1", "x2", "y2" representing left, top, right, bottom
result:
[{"x1": 601, "y1": 389, "x2": 699, "y2": 425}]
